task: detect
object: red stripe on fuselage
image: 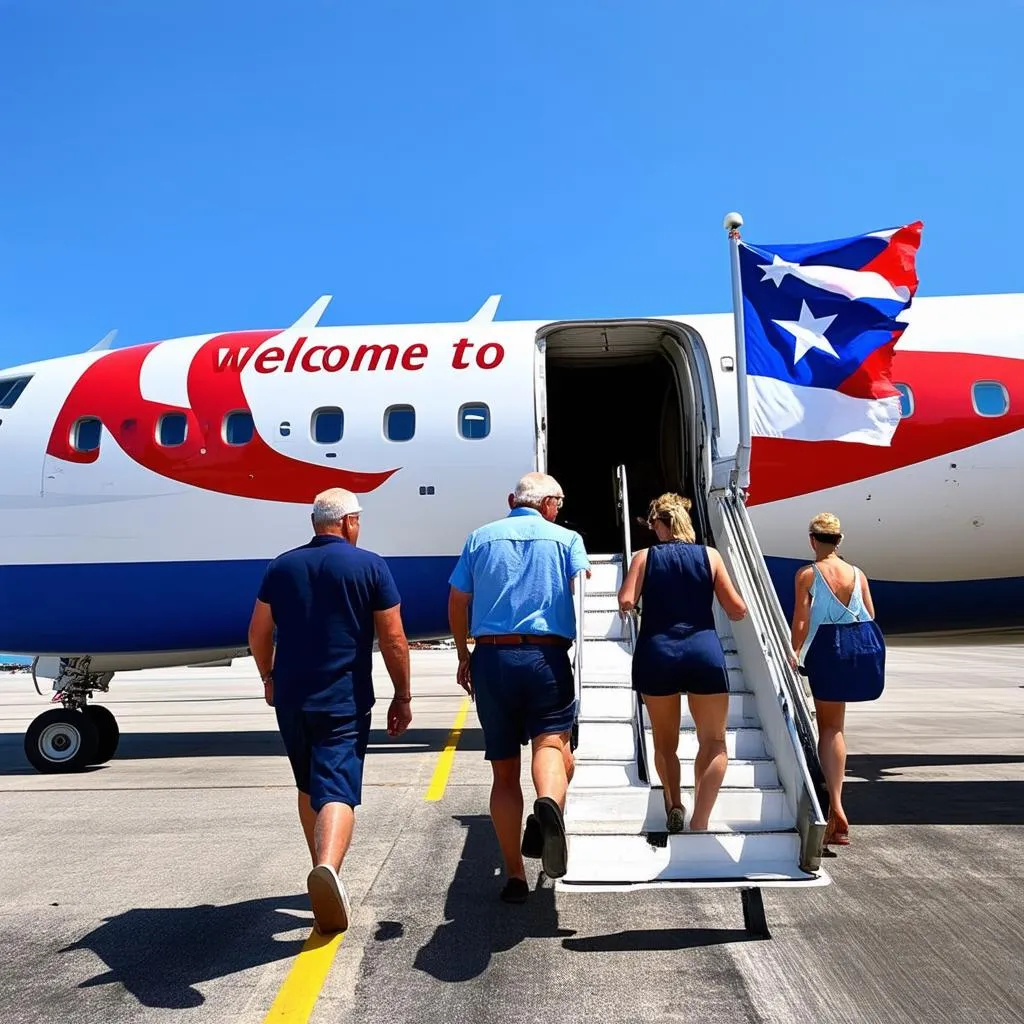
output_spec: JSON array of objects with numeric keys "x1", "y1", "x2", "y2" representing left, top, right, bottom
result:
[
  {"x1": 46, "y1": 330, "x2": 398, "y2": 501},
  {"x1": 748, "y1": 349, "x2": 1024, "y2": 506}
]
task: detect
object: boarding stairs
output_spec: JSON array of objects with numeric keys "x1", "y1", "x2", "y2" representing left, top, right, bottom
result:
[{"x1": 560, "y1": 470, "x2": 829, "y2": 934}]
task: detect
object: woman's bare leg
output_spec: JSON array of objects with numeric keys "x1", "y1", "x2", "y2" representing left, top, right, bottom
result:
[
  {"x1": 815, "y1": 699, "x2": 849, "y2": 835},
  {"x1": 688, "y1": 693, "x2": 729, "y2": 830},
  {"x1": 643, "y1": 694, "x2": 682, "y2": 815}
]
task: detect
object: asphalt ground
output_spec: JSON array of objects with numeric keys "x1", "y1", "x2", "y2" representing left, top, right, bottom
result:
[{"x1": 0, "y1": 639, "x2": 1022, "y2": 1024}]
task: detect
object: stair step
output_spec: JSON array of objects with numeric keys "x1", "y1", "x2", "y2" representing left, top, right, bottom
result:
[
  {"x1": 586, "y1": 592, "x2": 622, "y2": 614},
  {"x1": 562, "y1": 832, "x2": 805, "y2": 884},
  {"x1": 582, "y1": 687, "x2": 757, "y2": 726},
  {"x1": 579, "y1": 685, "x2": 635, "y2": 721},
  {"x1": 646, "y1": 726, "x2": 768, "y2": 760},
  {"x1": 586, "y1": 558, "x2": 622, "y2": 594},
  {"x1": 656, "y1": 757, "x2": 780, "y2": 789},
  {"x1": 571, "y1": 760, "x2": 644, "y2": 788},
  {"x1": 565, "y1": 786, "x2": 792, "y2": 834},
  {"x1": 583, "y1": 609, "x2": 630, "y2": 641},
  {"x1": 574, "y1": 721, "x2": 636, "y2": 761},
  {"x1": 572, "y1": 756, "x2": 779, "y2": 790},
  {"x1": 578, "y1": 640, "x2": 633, "y2": 682}
]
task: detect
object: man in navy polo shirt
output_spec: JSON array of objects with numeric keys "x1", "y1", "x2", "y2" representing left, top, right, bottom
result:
[
  {"x1": 248, "y1": 487, "x2": 411, "y2": 934},
  {"x1": 448, "y1": 472, "x2": 590, "y2": 903}
]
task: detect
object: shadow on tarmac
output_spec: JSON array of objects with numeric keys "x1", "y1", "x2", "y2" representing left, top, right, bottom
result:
[
  {"x1": 413, "y1": 814, "x2": 759, "y2": 978},
  {"x1": 562, "y1": 927, "x2": 755, "y2": 952},
  {"x1": 414, "y1": 814, "x2": 575, "y2": 982},
  {"x1": 845, "y1": 753, "x2": 1024, "y2": 825},
  {"x1": 0, "y1": 727, "x2": 486, "y2": 773},
  {"x1": 60, "y1": 893, "x2": 309, "y2": 1009}
]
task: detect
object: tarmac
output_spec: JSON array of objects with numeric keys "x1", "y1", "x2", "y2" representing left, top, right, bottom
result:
[{"x1": 0, "y1": 639, "x2": 1022, "y2": 1024}]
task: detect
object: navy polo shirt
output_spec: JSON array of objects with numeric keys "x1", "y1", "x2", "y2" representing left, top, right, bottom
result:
[{"x1": 257, "y1": 535, "x2": 401, "y2": 714}]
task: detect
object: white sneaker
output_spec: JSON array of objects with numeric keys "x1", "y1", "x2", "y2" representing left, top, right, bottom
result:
[{"x1": 306, "y1": 865, "x2": 350, "y2": 934}]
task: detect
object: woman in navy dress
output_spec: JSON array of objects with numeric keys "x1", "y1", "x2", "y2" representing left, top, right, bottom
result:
[
  {"x1": 789, "y1": 512, "x2": 885, "y2": 847},
  {"x1": 618, "y1": 494, "x2": 747, "y2": 833}
]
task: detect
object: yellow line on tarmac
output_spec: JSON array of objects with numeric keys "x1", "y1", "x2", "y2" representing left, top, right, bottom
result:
[
  {"x1": 425, "y1": 695, "x2": 471, "y2": 801},
  {"x1": 262, "y1": 928, "x2": 344, "y2": 1023}
]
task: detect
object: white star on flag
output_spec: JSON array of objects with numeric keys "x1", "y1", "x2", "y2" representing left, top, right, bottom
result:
[
  {"x1": 772, "y1": 301, "x2": 839, "y2": 363},
  {"x1": 758, "y1": 254, "x2": 799, "y2": 287}
]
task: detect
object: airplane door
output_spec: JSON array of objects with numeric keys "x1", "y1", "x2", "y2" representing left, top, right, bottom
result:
[{"x1": 533, "y1": 336, "x2": 548, "y2": 472}]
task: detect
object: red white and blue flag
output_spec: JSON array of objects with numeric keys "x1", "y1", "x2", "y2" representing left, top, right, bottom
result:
[{"x1": 738, "y1": 221, "x2": 923, "y2": 445}]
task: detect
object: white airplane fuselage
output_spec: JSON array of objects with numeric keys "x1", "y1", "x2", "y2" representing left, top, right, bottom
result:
[{"x1": 1, "y1": 292, "x2": 1022, "y2": 670}]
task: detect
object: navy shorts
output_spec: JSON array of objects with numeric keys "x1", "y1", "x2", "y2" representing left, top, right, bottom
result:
[
  {"x1": 275, "y1": 708, "x2": 372, "y2": 812},
  {"x1": 470, "y1": 645, "x2": 576, "y2": 761}
]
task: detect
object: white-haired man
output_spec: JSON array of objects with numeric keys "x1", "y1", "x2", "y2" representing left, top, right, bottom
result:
[
  {"x1": 448, "y1": 472, "x2": 590, "y2": 902},
  {"x1": 248, "y1": 487, "x2": 412, "y2": 934}
]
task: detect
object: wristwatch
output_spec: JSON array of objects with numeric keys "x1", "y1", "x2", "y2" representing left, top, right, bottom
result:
[{"x1": 262, "y1": 672, "x2": 274, "y2": 685}]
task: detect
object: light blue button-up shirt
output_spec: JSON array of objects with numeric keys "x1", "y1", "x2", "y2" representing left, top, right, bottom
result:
[{"x1": 449, "y1": 507, "x2": 591, "y2": 639}]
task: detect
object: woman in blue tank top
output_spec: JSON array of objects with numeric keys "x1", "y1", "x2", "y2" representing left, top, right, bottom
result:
[
  {"x1": 618, "y1": 494, "x2": 747, "y2": 833},
  {"x1": 789, "y1": 512, "x2": 885, "y2": 848}
]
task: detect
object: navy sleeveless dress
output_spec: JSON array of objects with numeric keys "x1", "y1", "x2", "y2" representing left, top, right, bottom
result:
[{"x1": 631, "y1": 542, "x2": 729, "y2": 697}]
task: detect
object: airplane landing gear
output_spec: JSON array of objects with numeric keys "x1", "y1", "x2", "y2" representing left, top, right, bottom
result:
[{"x1": 24, "y1": 657, "x2": 118, "y2": 773}]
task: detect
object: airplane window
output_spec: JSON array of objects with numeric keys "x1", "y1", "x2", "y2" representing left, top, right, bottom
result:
[
  {"x1": 225, "y1": 411, "x2": 255, "y2": 446},
  {"x1": 158, "y1": 412, "x2": 188, "y2": 447},
  {"x1": 385, "y1": 405, "x2": 416, "y2": 442},
  {"x1": 73, "y1": 417, "x2": 102, "y2": 453},
  {"x1": 459, "y1": 403, "x2": 490, "y2": 440},
  {"x1": 0, "y1": 375, "x2": 31, "y2": 409},
  {"x1": 312, "y1": 407, "x2": 344, "y2": 444},
  {"x1": 279, "y1": 421, "x2": 291, "y2": 437},
  {"x1": 894, "y1": 383, "x2": 914, "y2": 417},
  {"x1": 972, "y1": 381, "x2": 1009, "y2": 417}
]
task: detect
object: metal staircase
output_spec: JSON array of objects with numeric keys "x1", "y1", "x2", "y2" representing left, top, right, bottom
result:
[{"x1": 558, "y1": 470, "x2": 829, "y2": 934}]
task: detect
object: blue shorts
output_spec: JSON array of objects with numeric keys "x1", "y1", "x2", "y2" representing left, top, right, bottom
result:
[
  {"x1": 470, "y1": 645, "x2": 576, "y2": 761},
  {"x1": 275, "y1": 708, "x2": 372, "y2": 812}
]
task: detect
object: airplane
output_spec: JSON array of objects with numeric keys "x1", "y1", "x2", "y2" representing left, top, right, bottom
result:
[{"x1": 1, "y1": 286, "x2": 1022, "y2": 773}]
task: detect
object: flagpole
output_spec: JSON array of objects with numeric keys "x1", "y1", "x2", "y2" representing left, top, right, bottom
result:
[{"x1": 724, "y1": 211, "x2": 751, "y2": 493}]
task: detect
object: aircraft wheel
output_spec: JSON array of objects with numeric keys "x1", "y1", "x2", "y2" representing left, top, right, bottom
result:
[
  {"x1": 84, "y1": 705, "x2": 120, "y2": 765},
  {"x1": 24, "y1": 709, "x2": 99, "y2": 774}
]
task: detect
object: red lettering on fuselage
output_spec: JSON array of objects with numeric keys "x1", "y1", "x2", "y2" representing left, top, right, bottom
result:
[{"x1": 47, "y1": 329, "x2": 399, "y2": 502}]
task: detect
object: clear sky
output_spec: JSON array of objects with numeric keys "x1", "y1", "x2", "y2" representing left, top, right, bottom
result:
[{"x1": 1, "y1": 0, "x2": 1022, "y2": 368}]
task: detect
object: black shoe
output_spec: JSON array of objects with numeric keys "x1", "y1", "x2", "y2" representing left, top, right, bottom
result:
[
  {"x1": 533, "y1": 797, "x2": 568, "y2": 879},
  {"x1": 521, "y1": 813, "x2": 543, "y2": 858},
  {"x1": 499, "y1": 877, "x2": 529, "y2": 904}
]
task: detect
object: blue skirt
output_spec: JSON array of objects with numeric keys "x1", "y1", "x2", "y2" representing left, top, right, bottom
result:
[{"x1": 804, "y1": 620, "x2": 885, "y2": 703}]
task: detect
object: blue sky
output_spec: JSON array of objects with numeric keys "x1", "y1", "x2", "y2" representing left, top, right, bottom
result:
[{"x1": 1, "y1": 0, "x2": 1022, "y2": 368}]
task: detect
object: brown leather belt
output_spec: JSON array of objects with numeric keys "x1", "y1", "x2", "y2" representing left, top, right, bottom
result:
[{"x1": 474, "y1": 634, "x2": 571, "y2": 647}]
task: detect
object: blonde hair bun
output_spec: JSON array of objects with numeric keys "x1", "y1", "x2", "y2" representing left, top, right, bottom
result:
[{"x1": 647, "y1": 493, "x2": 696, "y2": 543}]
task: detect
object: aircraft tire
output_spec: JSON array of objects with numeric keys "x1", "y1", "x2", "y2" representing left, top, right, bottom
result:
[
  {"x1": 24, "y1": 709, "x2": 99, "y2": 774},
  {"x1": 84, "y1": 705, "x2": 120, "y2": 765}
]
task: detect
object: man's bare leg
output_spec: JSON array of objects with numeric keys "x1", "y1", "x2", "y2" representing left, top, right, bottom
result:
[
  {"x1": 529, "y1": 731, "x2": 571, "y2": 879},
  {"x1": 490, "y1": 755, "x2": 526, "y2": 881},
  {"x1": 314, "y1": 801, "x2": 355, "y2": 871},
  {"x1": 298, "y1": 791, "x2": 317, "y2": 866},
  {"x1": 307, "y1": 801, "x2": 356, "y2": 934},
  {"x1": 532, "y1": 731, "x2": 570, "y2": 809}
]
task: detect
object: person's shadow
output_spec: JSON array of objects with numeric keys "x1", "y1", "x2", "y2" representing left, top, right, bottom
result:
[
  {"x1": 414, "y1": 814, "x2": 575, "y2": 982},
  {"x1": 60, "y1": 893, "x2": 309, "y2": 1009}
]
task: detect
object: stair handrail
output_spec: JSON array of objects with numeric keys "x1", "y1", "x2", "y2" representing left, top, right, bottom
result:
[
  {"x1": 728, "y1": 493, "x2": 823, "y2": 768},
  {"x1": 571, "y1": 567, "x2": 587, "y2": 750},
  {"x1": 716, "y1": 491, "x2": 827, "y2": 869}
]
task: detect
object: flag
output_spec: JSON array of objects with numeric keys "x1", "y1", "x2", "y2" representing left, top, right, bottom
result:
[{"x1": 738, "y1": 221, "x2": 922, "y2": 446}]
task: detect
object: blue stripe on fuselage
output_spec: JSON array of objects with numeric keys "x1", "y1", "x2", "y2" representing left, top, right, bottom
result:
[
  {"x1": 1, "y1": 556, "x2": 1021, "y2": 655},
  {"x1": 0, "y1": 556, "x2": 458, "y2": 655},
  {"x1": 764, "y1": 557, "x2": 1024, "y2": 635}
]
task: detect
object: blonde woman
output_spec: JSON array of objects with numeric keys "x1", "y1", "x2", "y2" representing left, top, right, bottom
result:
[
  {"x1": 618, "y1": 494, "x2": 747, "y2": 833},
  {"x1": 789, "y1": 512, "x2": 885, "y2": 847}
]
